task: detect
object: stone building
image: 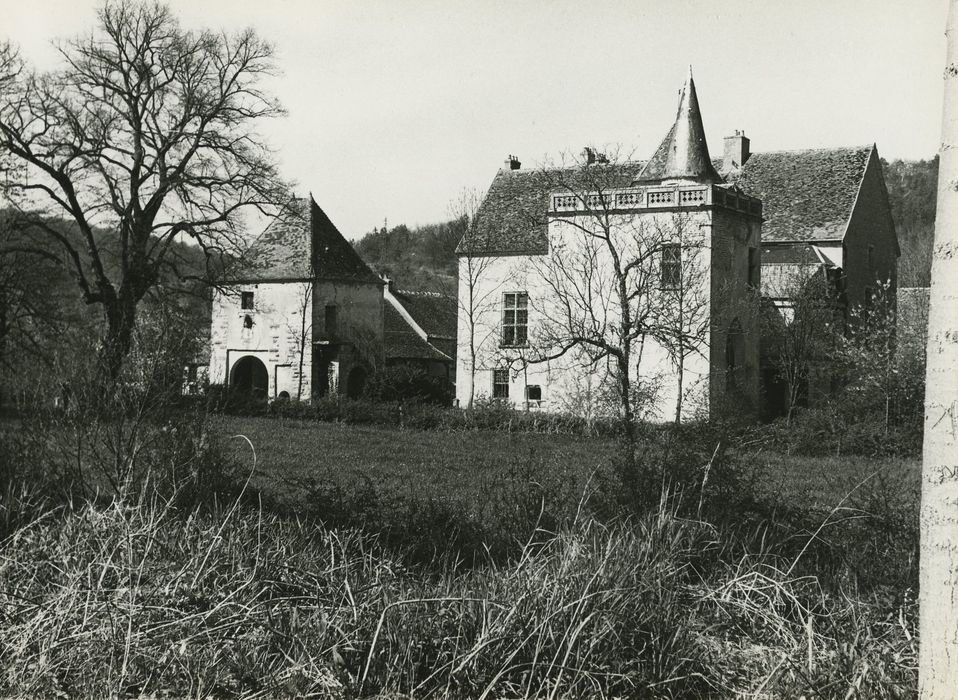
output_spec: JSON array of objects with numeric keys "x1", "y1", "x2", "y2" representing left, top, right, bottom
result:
[
  {"x1": 456, "y1": 69, "x2": 899, "y2": 421},
  {"x1": 725, "y1": 140, "x2": 899, "y2": 414},
  {"x1": 727, "y1": 141, "x2": 898, "y2": 314},
  {"x1": 208, "y1": 195, "x2": 457, "y2": 401},
  {"x1": 209, "y1": 196, "x2": 385, "y2": 400},
  {"x1": 456, "y1": 70, "x2": 762, "y2": 421}
]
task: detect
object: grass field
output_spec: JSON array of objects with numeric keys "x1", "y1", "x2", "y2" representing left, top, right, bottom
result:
[
  {"x1": 219, "y1": 414, "x2": 920, "y2": 515},
  {"x1": 1, "y1": 412, "x2": 922, "y2": 697}
]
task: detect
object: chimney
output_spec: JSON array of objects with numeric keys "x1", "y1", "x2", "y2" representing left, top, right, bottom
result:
[
  {"x1": 723, "y1": 130, "x2": 751, "y2": 171},
  {"x1": 503, "y1": 154, "x2": 521, "y2": 170},
  {"x1": 581, "y1": 147, "x2": 596, "y2": 165}
]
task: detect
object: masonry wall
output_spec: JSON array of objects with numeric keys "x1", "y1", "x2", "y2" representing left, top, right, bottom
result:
[
  {"x1": 709, "y1": 208, "x2": 762, "y2": 414},
  {"x1": 455, "y1": 205, "x2": 751, "y2": 422},
  {"x1": 843, "y1": 150, "x2": 899, "y2": 308},
  {"x1": 310, "y1": 280, "x2": 385, "y2": 397},
  {"x1": 209, "y1": 281, "x2": 314, "y2": 400}
]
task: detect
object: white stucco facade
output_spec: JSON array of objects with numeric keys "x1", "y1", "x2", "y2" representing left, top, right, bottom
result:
[
  {"x1": 456, "y1": 184, "x2": 761, "y2": 422},
  {"x1": 210, "y1": 281, "x2": 314, "y2": 400}
]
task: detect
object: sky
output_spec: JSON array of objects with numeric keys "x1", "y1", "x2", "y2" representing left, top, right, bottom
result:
[{"x1": 2, "y1": 0, "x2": 950, "y2": 239}]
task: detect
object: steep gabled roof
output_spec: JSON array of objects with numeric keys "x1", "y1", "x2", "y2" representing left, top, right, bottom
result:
[
  {"x1": 229, "y1": 195, "x2": 381, "y2": 283},
  {"x1": 309, "y1": 197, "x2": 382, "y2": 283},
  {"x1": 635, "y1": 68, "x2": 721, "y2": 185},
  {"x1": 236, "y1": 198, "x2": 312, "y2": 279},
  {"x1": 458, "y1": 161, "x2": 645, "y2": 256},
  {"x1": 730, "y1": 145, "x2": 874, "y2": 243}
]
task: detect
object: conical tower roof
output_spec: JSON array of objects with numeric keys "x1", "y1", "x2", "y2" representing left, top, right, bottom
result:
[{"x1": 635, "y1": 67, "x2": 721, "y2": 184}]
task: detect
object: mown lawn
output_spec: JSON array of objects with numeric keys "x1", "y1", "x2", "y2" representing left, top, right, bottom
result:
[{"x1": 216, "y1": 414, "x2": 920, "y2": 516}]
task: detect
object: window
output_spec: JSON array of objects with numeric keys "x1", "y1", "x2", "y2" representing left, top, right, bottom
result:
[
  {"x1": 241, "y1": 291, "x2": 254, "y2": 310},
  {"x1": 747, "y1": 247, "x2": 759, "y2": 288},
  {"x1": 243, "y1": 315, "x2": 254, "y2": 329},
  {"x1": 502, "y1": 292, "x2": 528, "y2": 346},
  {"x1": 661, "y1": 244, "x2": 681, "y2": 289},
  {"x1": 526, "y1": 385, "x2": 542, "y2": 406},
  {"x1": 493, "y1": 369, "x2": 510, "y2": 398}
]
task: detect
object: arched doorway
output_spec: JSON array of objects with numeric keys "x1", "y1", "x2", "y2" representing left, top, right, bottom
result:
[
  {"x1": 231, "y1": 356, "x2": 269, "y2": 399},
  {"x1": 346, "y1": 366, "x2": 367, "y2": 399}
]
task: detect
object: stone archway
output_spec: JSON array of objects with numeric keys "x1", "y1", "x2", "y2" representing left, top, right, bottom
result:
[
  {"x1": 346, "y1": 366, "x2": 368, "y2": 399},
  {"x1": 231, "y1": 355, "x2": 269, "y2": 399}
]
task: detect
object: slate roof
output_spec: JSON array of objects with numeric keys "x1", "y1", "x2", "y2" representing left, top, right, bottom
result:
[
  {"x1": 384, "y1": 303, "x2": 452, "y2": 362},
  {"x1": 729, "y1": 146, "x2": 874, "y2": 243},
  {"x1": 230, "y1": 195, "x2": 380, "y2": 283},
  {"x1": 234, "y1": 199, "x2": 311, "y2": 279},
  {"x1": 390, "y1": 289, "x2": 457, "y2": 341},
  {"x1": 635, "y1": 68, "x2": 722, "y2": 184},
  {"x1": 458, "y1": 161, "x2": 645, "y2": 256}
]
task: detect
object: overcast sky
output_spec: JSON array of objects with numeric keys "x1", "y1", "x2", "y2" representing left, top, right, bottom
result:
[{"x1": 3, "y1": 0, "x2": 950, "y2": 239}]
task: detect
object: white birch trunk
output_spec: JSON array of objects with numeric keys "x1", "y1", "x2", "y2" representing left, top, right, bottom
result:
[{"x1": 919, "y1": 1, "x2": 958, "y2": 694}]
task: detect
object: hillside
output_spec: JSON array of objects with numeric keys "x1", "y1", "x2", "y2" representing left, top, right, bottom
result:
[
  {"x1": 354, "y1": 217, "x2": 463, "y2": 292},
  {"x1": 883, "y1": 156, "x2": 937, "y2": 287}
]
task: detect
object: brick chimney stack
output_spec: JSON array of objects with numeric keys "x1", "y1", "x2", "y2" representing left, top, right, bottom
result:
[
  {"x1": 503, "y1": 154, "x2": 521, "y2": 170},
  {"x1": 723, "y1": 130, "x2": 751, "y2": 171}
]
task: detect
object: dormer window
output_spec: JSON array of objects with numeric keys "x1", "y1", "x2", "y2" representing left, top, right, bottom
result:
[{"x1": 241, "y1": 291, "x2": 255, "y2": 310}]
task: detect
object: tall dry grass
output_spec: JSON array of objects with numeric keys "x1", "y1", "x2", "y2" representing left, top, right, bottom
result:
[{"x1": 0, "y1": 488, "x2": 917, "y2": 699}]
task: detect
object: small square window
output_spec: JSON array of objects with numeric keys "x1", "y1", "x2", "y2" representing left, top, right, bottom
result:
[
  {"x1": 241, "y1": 291, "x2": 254, "y2": 310},
  {"x1": 493, "y1": 369, "x2": 510, "y2": 399},
  {"x1": 526, "y1": 385, "x2": 542, "y2": 402}
]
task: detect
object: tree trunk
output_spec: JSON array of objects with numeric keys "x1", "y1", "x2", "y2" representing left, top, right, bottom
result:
[
  {"x1": 616, "y1": 351, "x2": 639, "y2": 500},
  {"x1": 674, "y1": 355, "x2": 684, "y2": 425},
  {"x1": 99, "y1": 291, "x2": 137, "y2": 384},
  {"x1": 919, "y1": 2, "x2": 958, "y2": 694}
]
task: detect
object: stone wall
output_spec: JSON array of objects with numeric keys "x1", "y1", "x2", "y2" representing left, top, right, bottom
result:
[{"x1": 209, "y1": 281, "x2": 314, "y2": 400}]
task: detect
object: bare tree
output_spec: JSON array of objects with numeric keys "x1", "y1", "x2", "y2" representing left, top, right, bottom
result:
[
  {"x1": 920, "y1": 0, "x2": 958, "y2": 693},
  {"x1": 760, "y1": 261, "x2": 841, "y2": 424},
  {"x1": 290, "y1": 281, "x2": 312, "y2": 401},
  {"x1": 0, "y1": 1, "x2": 290, "y2": 382},
  {"x1": 649, "y1": 213, "x2": 710, "y2": 424},
  {"x1": 521, "y1": 148, "x2": 709, "y2": 485},
  {"x1": 451, "y1": 188, "x2": 501, "y2": 410}
]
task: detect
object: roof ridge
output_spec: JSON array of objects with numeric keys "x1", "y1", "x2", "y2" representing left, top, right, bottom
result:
[
  {"x1": 396, "y1": 288, "x2": 446, "y2": 297},
  {"x1": 750, "y1": 144, "x2": 873, "y2": 156}
]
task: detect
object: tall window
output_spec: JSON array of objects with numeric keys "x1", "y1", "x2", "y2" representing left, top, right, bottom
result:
[
  {"x1": 241, "y1": 291, "x2": 254, "y2": 310},
  {"x1": 867, "y1": 245, "x2": 875, "y2": 274},
  {"x1": 661, "y1": 244, "x2": 681, "y2": 289},
  {"x1": 502, "y1": 292, "x2": 528, "y2": 346},
  {"x1": 493, "y1": 369, "x2": 510, "y2": 398}
]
